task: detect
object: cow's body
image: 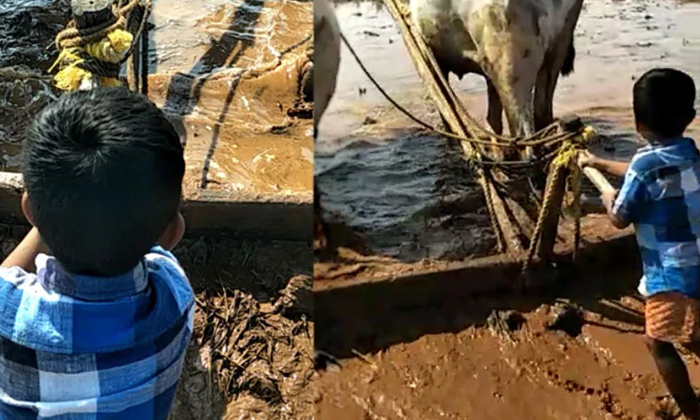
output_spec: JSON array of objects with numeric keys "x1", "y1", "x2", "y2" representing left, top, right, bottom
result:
[
  {"x1": 314, "y1": 0, "x2": 341, "y2": 135},
  {"x1": 313, "y1": 0, "x2": 341, "y2": 247},
  {"x1": 411, "y1": 0, "x2": 583, "y2": 139}
]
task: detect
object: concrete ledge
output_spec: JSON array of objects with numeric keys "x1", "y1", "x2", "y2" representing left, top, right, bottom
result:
[
  {"x1": 314, "y1": 230, "x2": 639, "y2": 357},
  {"x1": 0, "y1": 172, "x2": 311, "y2": 241}
]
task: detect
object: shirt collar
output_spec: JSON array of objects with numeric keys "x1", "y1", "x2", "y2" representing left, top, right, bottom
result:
[
  {"x1": 641, "y1": 136, "x2": 693, "y2": 150},
  {"x1": 34, "y1": 254, "x2": 148, "y2": 301}
]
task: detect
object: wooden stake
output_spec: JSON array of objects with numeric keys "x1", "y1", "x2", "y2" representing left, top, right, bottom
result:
[{"x1": 582, "y1": 167, "x2": 615, "y2": 195}]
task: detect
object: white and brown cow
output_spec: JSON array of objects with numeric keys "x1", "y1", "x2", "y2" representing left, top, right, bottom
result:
[
  {"x1": 313, "y1": 0, "x2": 341, "y2": 247},
  {"x1": 411, "y1": 0, "x2": 583, "y2": 140}
]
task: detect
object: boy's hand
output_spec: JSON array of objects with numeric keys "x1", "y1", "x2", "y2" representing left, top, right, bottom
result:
[
  {"x1": 578, "y1": 150, "x2": 599, "y2": 168},
  {"x1": 1, "y1": 227, "x2": 50, "y2": 272},
  {"x1": 601, "y1": 189, "x2": 619, "y2": 212}
]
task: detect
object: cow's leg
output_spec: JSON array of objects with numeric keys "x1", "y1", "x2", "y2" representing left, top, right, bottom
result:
[
  {"x1": 438, "y1": 66, "x2": 453, "y2": 132},
  {"x1": 533, "y1": 59, "x2": 557, "y2": 132},
  {"x1": 486, "y1": 78, "x2": 505, "y2": 159},
  {"x1": 534, "y1": 40, "x2": 574, "y2": 131},
  {"x1": 535, "y1": 0, "x2": 583, "y2": 130},
  {"x1": 487, "y1": 45, "x2": 542, "y2": 161},
  {"x1": 486, "y1": 79, "x2": 504, "y2": 135}
]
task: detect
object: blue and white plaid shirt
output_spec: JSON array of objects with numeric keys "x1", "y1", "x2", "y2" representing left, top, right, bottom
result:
[
  {"x1": 0, "y1": 246, "x2": 194, "y2": 419},
  {"x1": 613, "y1": 137, "x2": 700, "y2": 298}
]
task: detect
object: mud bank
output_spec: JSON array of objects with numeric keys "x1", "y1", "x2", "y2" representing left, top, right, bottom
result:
[
  {"x1": 314, "y1": 242, "x2": 700, "y2": 419},
  {"x1": 316, "y1": 0, "x2": 700, "y2": 263}
]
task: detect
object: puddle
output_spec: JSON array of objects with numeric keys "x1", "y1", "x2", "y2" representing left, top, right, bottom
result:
[
  {"x1": 0, "y1": 0, "x2": 313, "y2": 201},
  {"x1": 316, "y1": 0, "x2": 700, "y2": 261}
]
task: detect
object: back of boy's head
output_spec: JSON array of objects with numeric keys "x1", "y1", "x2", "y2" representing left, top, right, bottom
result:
[
  {"x1": 633, "y1": 68, "x2": 696, "y2": 138},
  {"x1": 23, "y1": 88, "x2": 185, "y2": 276}
]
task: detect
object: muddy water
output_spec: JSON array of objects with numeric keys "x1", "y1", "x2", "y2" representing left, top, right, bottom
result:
[
  {"x1": 0, "y1": 0, "x2": 313, "y2": 199},
  {"x1": 315, "y1": 262, "x2": 700, "y2": 420},
  {"x1": 316, "y1": 0, "x2": 700, "y2": 261}
]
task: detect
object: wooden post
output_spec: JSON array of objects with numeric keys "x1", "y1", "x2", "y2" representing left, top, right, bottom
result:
[
  {"x1": 70, "y1": 0, "x2": 116, "y2": 90},
  {"x1": 382, "y1": 0, "x2": 526, "y2": 253},
  {"x1": 533, "y1": 165, "x2": 568, "y2": 262},
  {"x1": 125, "y1": 0, "x2": 148, "y2": 93},
  {"x1": 70, "y1": 0, "x2": 113, "y2": 26},
  {"x1": 140, "y1": 17, "x2": 150, "y2": 95},
  {"x1": 583, "y1": 167, "x2": 615, "y2": 195}
]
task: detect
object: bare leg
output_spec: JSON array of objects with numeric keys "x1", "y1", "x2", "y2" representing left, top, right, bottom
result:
[{"x1": 647, "y1": 338, "x2": 700, "y2": 419}]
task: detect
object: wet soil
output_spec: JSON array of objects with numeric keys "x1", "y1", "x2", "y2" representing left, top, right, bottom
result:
[
  {"x1": 315, "y1": 251, "x2": 700, "y2": 420},
  {"x1": 316, "y1": 0, "x2": 700, "y2": 263},
  {"x1": 0, "y1": 223, "x2": 314, "y2": 420}
]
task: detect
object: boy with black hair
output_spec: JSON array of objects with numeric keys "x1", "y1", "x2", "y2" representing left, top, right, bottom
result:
[
  {"x1": 581, "y1": 68, "x2": 700, "y2": 419},
  {"x1": 0, "y1": 88, "x2": 194, "y2": 419}
]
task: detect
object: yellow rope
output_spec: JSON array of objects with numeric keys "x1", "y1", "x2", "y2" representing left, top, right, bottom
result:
[
  {"x1": 51, "y1": 29, "x2": 133, "y2": 91},
  {"x1": 523, "y1": 125, "x2": 596, "y2": 271}
]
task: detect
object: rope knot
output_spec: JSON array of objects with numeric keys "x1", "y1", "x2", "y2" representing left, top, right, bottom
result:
[{"x1": 50, "y1": 0, "x2": 148, "y2": 91}]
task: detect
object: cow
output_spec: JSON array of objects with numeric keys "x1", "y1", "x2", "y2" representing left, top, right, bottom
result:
[
  {"x1": 314, "y1": 0, "x2": 341, "y2": 135},
  {"x1": 313, "y1": 0, "x2": 341, "y2": 248},
  {"x1": 410, "y1": 0, "x2": 583, "y2": 146}
]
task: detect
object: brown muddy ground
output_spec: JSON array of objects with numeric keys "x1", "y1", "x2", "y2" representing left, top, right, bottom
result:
[
  {"x1": 0, "y1": 1, "x2": 313, "y2": 419},
  {"x1": 315, "y1": 0, "x2": 700, "y2": 268},
  {"x1": 315, "y1": 251, "x2": 700, "y2": 420}
]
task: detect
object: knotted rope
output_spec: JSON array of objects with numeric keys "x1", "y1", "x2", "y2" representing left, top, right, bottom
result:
[{"x1": 50, "y1": 0, "x2": 151, "y2": 91}]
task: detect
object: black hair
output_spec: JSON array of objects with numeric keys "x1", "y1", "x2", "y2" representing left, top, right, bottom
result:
[
  {"x1": 633, "y1": 68, "x2": 696, "y2": 138},
  {"x1": 23, "y1": 88, "x2": 185, "y2": 276}
]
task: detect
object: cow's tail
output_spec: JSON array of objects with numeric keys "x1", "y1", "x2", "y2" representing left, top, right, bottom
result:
[{"x1": 561, "y1": 40, "x2": 575, "y2": 76}]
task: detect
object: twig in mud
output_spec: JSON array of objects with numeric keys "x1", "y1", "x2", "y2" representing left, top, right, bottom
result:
[
  {"x1": 351, "y1": 349, "x2": 379, "y2": 370},
  {"x1": 190, "y1": 284, "x2": 312, "y2": 413},
  {"x1": 351, "y1": 395, "x2": 391, "y2": 420}
]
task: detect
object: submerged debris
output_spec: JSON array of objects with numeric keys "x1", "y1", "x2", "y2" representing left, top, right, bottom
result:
[
  {"x1": 486, "y1": 309, "x2": 525, "y2": 336},
  {"x1": 314, "y1": 350, "x2": 341, "y2": 372},
  {"x1": 271, "y1": 275, "x2": 313, "y2": 318},
  {"x1": 173, "y1": 281, "x2": 314, "y2": 420},
  {"x1": 546, "y1": 302, "x2": 585, "y2": 337}
]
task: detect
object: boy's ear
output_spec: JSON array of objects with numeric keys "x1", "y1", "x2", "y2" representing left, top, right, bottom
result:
[
  {"x1": 21, "y1": 192, "x2": 35, "y2": 226},
  {"x1": 158, "y1": 212, "x2": 185, "y2": 251}
]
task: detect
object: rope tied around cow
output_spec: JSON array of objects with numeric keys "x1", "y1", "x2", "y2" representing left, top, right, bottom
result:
[{"x1": 49, "y1": 0, "x2": 152, "y2": 91}]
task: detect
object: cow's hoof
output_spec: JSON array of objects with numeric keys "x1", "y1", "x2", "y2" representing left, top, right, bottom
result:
[
  {"x1": 299, "y1": 60, "x2": 313, "y2": 103},
  {"x1": 314, "y1": 217, "x2": 328, "y2": 251}
]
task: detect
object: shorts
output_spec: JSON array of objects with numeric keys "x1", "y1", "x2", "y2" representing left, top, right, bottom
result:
[{"x1": 646, "y1": 292, "x2": 700, "y2": 344}]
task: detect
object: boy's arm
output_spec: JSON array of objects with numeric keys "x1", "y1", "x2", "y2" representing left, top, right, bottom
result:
[
  {"x1": 601, "y1": 189, "x2": 630, "y2": 229},
  {"x1": 1, "y1": 227, "x2": 50, "y2": 272},
  {"x1": 579, "y1": 151, "x2": 630, "y2": 178},
  {"x1": 604, "y1": 167, "x2": 647, "y2": 230}
]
